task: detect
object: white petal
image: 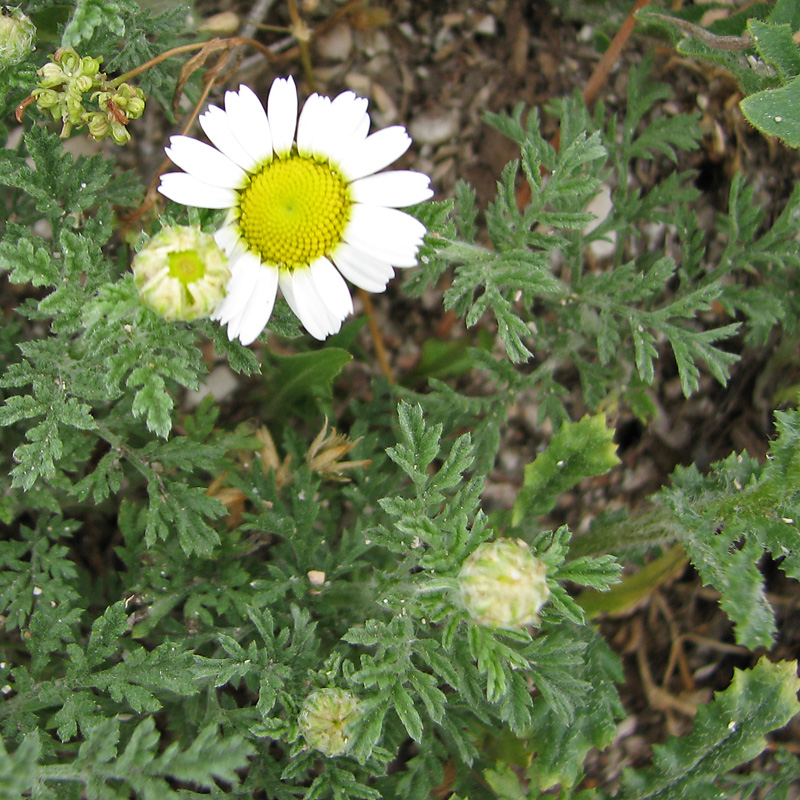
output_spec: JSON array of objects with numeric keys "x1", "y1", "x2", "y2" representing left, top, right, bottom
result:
[
  {"x1": 331, "y1": 92, "x2": 369, "y2": 138},
  {"x1": 225, "y1": 85, "x2": 273, "y2": 164},
  {"x1": 310, "y1": 256, "x2": 354, "y2": 321},
  {"x1": 280, "y1": 258, "x2": 352, "y2": 340},
  {"x1": 332, "y1": 241, "x2": 395, "y2": 292},
  {"x1": 268, "y1": 76, "x2": 298, "y2": 156},
  {"x1": 296, "y1": 93, "x2": 331, "y2": 156},
  {"x1": 158, "y1": 172, "x2": 236, "y2": 209},
  {"x1": 212, "y1": 251, "x2": 262, "y2": 324},
  {"x1": 338, "y1": 126, "x2": 411, "y2": 180},
  {"x1": 228, "y1": 266, "x2": 279, "y2": 345},
  {"x1": 351, "y1": 170, "x2": 433, "y2": 208},
  {"x1": 279, "y1": 270, "x2": 324, "y2": 340},
  {"x1": 344, "y1": 205, "x2": 425, "y2": 267},
  {"x1": 199, "y1": 105, "x2": 259, "y2": 172},
  {"x1": 166, "y1": 135, "x2": 247, "y2": 189},
  {"x1": 213, "y1": 223, "x2": 241, "y2": 256},
  {"x1": 316, "y1": 92, "x2": 371, "y2": 163},
  {"x1": 351, "y1": 112, "x2": 371, "y2": 144}
]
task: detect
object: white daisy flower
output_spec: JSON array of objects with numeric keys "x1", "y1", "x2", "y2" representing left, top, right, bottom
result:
[{"x1": 158, "y1": 77, "x2": 433, "y2": 345}]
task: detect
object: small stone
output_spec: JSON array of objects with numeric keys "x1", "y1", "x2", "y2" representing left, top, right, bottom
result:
[
  {"x1": 315, "y1": 23, "x2": 353, "y2": 62},
  {"x1": 409, "y1": 110, "x2": 459, "y2": 146}
]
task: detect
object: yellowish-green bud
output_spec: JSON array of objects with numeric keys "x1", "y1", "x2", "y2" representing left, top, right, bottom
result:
[
  {"x1": 112, "y1": 83, "x2": 145, "y2": 118},
  {"x1": 85, "y1": 110, "x2": 109, "y2": 139},
  {"x1": 33, "y1": 87, "x2": 59, "y2": 110},
  {"x1": 79, "y1": 54, "x2": 102, "y2": 77},
  {"x1": 126, "y1": 95, "x2": 145, "y2": 119},
  {"x1": 298, "y1": 688, "x2": 361, "y2": 757},
  {"x1": 55, "y1": 46, "x2": 81, "y2": 74},
  {"x1": 457, "y1": 538, "x2": 551, "y2": 629},
  {"x1": 109, "y1": 120, "x2": 130, "y2": 145},
  {"x1": 0, "y1": 8, "x2": 35, "y2": 68},
  {"x1": 133, "y1": 225, "x2": 231, "y2": 321},
  {"x1": 38, "y1": 61, "x2": 65, "y2": 88},
  {"x1": 73, "y1": 73, "x2": 93, "y2": 93},
  {"x1": 64, "y1": 91, "x2": 86, "y2": 124}
]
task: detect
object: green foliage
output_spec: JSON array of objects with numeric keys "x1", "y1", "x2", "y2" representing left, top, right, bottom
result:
[
  {"x1": 661, "y1": 408, "x2": 800, "y2": 649},
  {"x1": 1, "y1": 5, "x2": 799, "y2": 800},
  {"x1": 513, "y1": 414, "x2": 620, "y2": 524},
  {"x1": 640, "y1": 2, "x2": 800, "y2": 150},
  {"x1": 608, "y1": 658, "x2": 800, "y2": 800}
]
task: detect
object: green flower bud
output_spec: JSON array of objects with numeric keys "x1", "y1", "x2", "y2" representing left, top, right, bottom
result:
[
  {"x1": 73, "y1": 73, "x2": 94, "y2": 93},
  {"x1": 33, "y1": 87, "x2": 59, "y2": 110},
  {"x1": 126, "y1": 95, "x2": 145, "y2": 119},
  {"x1": 457, "y1": 538, "x2": 551, "y2": 629},
  {"x1": 64, "y1": 91, "x2": 86, "y2": 124},
  {"x1": 0, "y1": 8, "x2": 35, "y2": 68},
  {"x1": 79, "y1": 54, "x2": 102, "y2": 77},
  {"x1": 112, "y1": 83, "x2": 145, "y2": 118},
  {"x1": 38, "y1": 61, "x2": 66, "y2": 87},
  {"x1": 298, "y1": 688, "x2": 361, "y2": 757},
  {"x1": 133, "y1": 225, "x2": 231, "y2": 321},
  {"x1": 55, "y1": 46, "x2": 81, "y2": 74},
  {"x1": 109, "y1": 120, "x2": 130, "y2": 146},
  {"x1": 85, "y1": 110, "x2": 109, "y2": 139}
]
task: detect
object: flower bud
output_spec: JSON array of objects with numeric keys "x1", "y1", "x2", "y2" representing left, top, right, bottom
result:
[
  {"x1": 85, "y1": 110, "x2": 109, "y2": 139},
  {"x1": 133, "y1": 225, "x2": 231, "y2": 321},
  {"x1": 109, "y1": 120, "x2": 130, "y2": 145},
  {"x1": 55, "y1": 47, "x2": 81, "y2": 74},
  {"x1": 38, "y1": 61, "x2": 66, "y2": 87},
  {"x1": 33, "y1": 87, "x2": 59, "y2": 110},
  {"x1": 0, "y1": 8, "x2": 35, "y2": 68},
  {"x1": 79, "y1": 54, "x2": 102, "y2": 77},
  {"x1": 73, "y1": 73, "x2": 94, "y2": 93},
  {"x1": 126, "y1": 95, "x2": 145, "y2": 119},
  {"x1": 457, "y1": 538, "x2": 550, "y2": 629},
  {"x1": 298, "y1": 688, "x2": 361, "y2": 757}
]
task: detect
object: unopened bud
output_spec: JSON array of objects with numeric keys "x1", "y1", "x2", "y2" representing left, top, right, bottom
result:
[
  {"x1": 38, "y1": 61, "x2": 65, "y2": 88},
  {"x1": 55, "y1": 47, "x2": 80, "y2": 74},
  {"x1": 133, "y1": 225, "x2": 231, "y2": 321},
  {"x1": 73, "y1": 74, "x2": 94, "y2": 93},
  {"x1": 457, "y1": 538, "x2": 550, "y2": 629},
  {"x1": 79, "y1": 54, "x2": 102, "y2": 77},
  {"x1": 85, "y1": 110, "x2": 109, "y2": 139},
  {"x1": 0, "y1": 8, "x2": 35, "y2": 68},
  {"x1": 109, "y1": 120, "x2": 130, "y2": 145},
  {"x1": 33, "y1": 87, "x2": 59, "y2": 110},
  {"x1": 298, "y1": 688, "x2": 361, "y2": 757}
]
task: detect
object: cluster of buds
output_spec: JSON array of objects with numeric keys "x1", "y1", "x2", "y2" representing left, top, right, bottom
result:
[
  {"x1": 457, "y1": 538, "x2": 551, "y2": 630},
  {"x1": 0, "y1": 8, "x2": 35, "y2": 68},
  {"x1": 31, "y1": 47, "x2": 145, "y2": 144},
  {"x1": 133, "y1": 226, "x2": 231, "y2": 321}
]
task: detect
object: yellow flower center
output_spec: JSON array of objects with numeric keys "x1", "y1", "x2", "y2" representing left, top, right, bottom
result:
[
  {"x1": 167, "y1": 249, "x2": 206, "y2": 285},
  {"x1": 237, "y1": 153, "x2": 351, "y2": 270}
]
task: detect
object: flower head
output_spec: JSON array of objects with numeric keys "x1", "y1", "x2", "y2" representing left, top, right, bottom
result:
[
  {"x1": 133, "y1": 225, "x2": 231, "y2": 321},
  {"x1": 298, "y1": 688, "x2": 361, "y2": 757},
  {"x1": 158, "y1": 77, "x2": 432, "y2": 344},
  {"x1": 457, "y1": 538, "x2": 551, "y2": 629},
  {"x1": 0, "y1": 8, "x2": 35, "y2": 68}
]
